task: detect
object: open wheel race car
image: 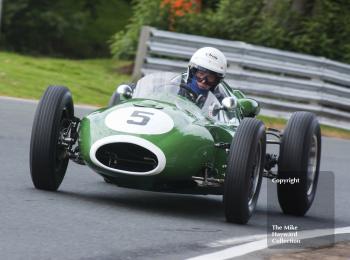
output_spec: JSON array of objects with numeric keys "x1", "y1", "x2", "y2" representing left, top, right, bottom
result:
[{"x1": 30, "y1": 72, "x2": 321, "y2": 224}]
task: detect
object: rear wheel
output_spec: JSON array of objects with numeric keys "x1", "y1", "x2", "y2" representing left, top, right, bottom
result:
[
  {"x1": 224, "y1": 118, "x2": 266, "y2": 224},
  {"x1": 277, "y1": 112, "x2": 321, "y2": 215},
  {"x1": 30, "y1": 86, "x2": 74, "y2": 191}
]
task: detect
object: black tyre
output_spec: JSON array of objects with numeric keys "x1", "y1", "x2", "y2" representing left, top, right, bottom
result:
[
  {"x1": 277, "y1": 112, "x2": 321, "y2": 216},
  {"x1": 108, "y1": 91, "x2": 121, "y2": 107},
  {"x1": 30, "y1": 86, "x2": 74, "y2": 191},
  {"x1": 224, "y1": 118, "x2": 266, "y2": 224}
]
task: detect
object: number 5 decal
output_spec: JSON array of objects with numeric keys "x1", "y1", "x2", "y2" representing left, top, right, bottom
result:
[
  {"x1": 105, "y1": 107, "x2": 174, "y2": 134},
  {"x1": 127, "y1": 111, "x2": 154, "y2": 126}
]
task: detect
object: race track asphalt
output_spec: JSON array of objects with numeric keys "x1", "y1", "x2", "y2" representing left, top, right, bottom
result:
[{"x1": 0, "y1": 97, "x2": 349, "y2": 260}]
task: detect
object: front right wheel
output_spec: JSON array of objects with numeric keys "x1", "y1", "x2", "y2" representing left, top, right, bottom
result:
[
  {"x1": 224, "y1": 118, "x2": 266, "y2": 224},
  {"x1": 30, "y1": 86, "x2": 74, "y2": 191}
]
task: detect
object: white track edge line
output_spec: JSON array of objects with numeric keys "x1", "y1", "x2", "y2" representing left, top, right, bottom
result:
[{"x1": 188, "y1": 226, "x2": 350, "y2": 260}]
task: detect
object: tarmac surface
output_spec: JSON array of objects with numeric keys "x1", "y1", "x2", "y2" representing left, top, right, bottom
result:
[{"x1": 0, "y1": 96, "x2": 349, "y2": 259}]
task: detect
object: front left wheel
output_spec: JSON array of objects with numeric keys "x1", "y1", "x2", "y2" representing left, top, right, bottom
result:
[{"x1": 30, "y1": 86, "x2": 74, "y2": 191}]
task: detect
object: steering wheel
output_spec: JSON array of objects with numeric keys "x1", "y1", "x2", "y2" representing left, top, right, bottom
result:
[{"x1": 179, "y1": 83, "x2": 198, "y2": 103}]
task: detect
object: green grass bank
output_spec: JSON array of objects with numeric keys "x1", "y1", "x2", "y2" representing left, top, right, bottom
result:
[{"x1": 0, "y1": 52, "x2": 131, "y2": 106}]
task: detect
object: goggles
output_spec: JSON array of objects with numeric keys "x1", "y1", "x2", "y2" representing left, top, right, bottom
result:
[{"x1": 193, "y1": 68, "x2": 222, "y2": 87}]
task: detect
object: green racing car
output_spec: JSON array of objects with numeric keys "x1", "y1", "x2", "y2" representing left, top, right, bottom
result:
[{"x1": 30, "y1": 72, "x2": 321, "y2": 224}]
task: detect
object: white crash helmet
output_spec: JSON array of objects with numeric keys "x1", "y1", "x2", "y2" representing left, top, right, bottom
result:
[{"x1": 187, "y1": 47, "x2": 227, "y2": 89}]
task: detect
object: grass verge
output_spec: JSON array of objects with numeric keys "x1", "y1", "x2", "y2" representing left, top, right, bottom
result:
[{"x1": 0, "y1": 52, "x2": 131, "y2": 106}]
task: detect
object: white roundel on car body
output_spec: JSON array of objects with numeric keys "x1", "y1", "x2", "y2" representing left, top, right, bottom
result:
[{"x1": 105, "y1": 107, "x2": 174, "y2": 135}]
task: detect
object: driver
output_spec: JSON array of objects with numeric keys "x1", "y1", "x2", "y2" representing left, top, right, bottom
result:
[{"x1": 178, "y1": 47, "x2": 227, "y2": 103}]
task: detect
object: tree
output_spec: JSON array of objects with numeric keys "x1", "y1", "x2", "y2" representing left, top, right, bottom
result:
[
  {"x1": 1, "y1": 0, "x2": 131, "y2": 58},
  {"x1": 291, "y1": 0, "x2": 315, "y2": 16},
  {"x1": 109, "y1": 0, "x2": 350, "y2": 63}
]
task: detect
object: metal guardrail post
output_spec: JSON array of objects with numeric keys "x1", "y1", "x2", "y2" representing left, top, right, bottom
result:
[{"x1": 132, "y1": 26, "x2": 152, "y2": 81}]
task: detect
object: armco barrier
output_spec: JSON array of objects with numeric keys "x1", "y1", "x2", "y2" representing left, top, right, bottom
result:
[{"x1": 133, "y1": 26, "x2": 350, "y2": 129}]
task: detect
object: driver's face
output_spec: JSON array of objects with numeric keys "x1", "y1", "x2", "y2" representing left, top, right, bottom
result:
[
  {"x1": 195, "y1": 70, "x2": 218, "y2": 90},
  {"x1": 197, "y1": 79, "x2": 211, "y2": 90}
]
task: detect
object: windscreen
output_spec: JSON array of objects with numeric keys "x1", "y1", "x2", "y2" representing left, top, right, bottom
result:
[
  {"x1": 133, "y1": 72, "x2": 237, "y2": 123},
  {"x1": 132, "y1": 72, "x2": 180, "y2": 103}
]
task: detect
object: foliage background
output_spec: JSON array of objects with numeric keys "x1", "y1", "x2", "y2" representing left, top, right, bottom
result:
[
  {"x1": 1, "y1": 0, "x2": 349, "y2": 63},
  {"x1": 0, "y1": 0, "x2": 132, "y2": 58},
  {"x1": 110, "y1": 0, "x2": 350, "y2": 64}
]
